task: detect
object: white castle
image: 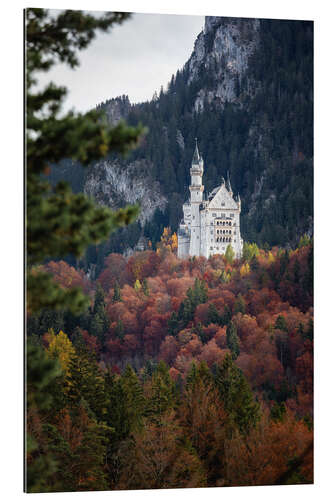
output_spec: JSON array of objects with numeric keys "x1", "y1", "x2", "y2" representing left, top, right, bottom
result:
[{"x1": 177, "y1": 140, "x2": 243, "y2": 259}]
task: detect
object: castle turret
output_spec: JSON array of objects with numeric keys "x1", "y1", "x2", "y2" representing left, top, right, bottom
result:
[{"x1": 189, "y1": 139, "x2": 204, "y2": 256}]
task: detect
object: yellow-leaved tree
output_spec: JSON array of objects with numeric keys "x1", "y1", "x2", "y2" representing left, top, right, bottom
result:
[{"x1": 46, "y1": 330, "x2": 75, "y2": 376}]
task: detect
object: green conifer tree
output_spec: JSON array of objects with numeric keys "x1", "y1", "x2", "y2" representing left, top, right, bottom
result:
[
  {"x1": 114, "y1": 319, "x2": 124, "y2": 340},
  {"x1": 119, "y1": 365, "x2": 145, "y2": 434},
  {"x1": 26, "y1": 342, "x2": 63, "y2": 492},
  {"x1": 234, "y1": 293, "x2": 246, "y2": 315},
  {"x1": 214, "y1": 354, "x2": 260, "y2": 435},
  {"x1": 146, "y1": 362, "x2": 175, "y2": 424},
  {"x1": 112, "y1": 281, "x2": 122, "y2": 303},
  {"x1": 142, "y1": 278, "x2": 150, "y2": 296},
  {"x1": 226, "y1": 321, "x2": 240, "y2": 360},
  {"x1": 221, "y1": 305, "x2": 232, "y2": 326},
  {"x1": 90, "y1": 284, "x2": 109, "y2": 344},
  {"x1": 167, "y1": 311, "x2": 179, "y2": 336},
  {"x1": 26, "y1": 8, "x2": 143, "y2": 314},
  {"x1": 207, "y1": 303, "x2": 220, "y2": 325},
  {"x1": 275, "y1": 315, "x2": 288, "y2": 332},
  {"x1": 65, "y1": 345, "x2": 107, "y2": 421}
]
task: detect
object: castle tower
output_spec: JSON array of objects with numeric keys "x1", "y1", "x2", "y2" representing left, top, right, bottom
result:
[
  {"x1": 178, "y1": 139, "x2": 243, "y2": 260},
  {"x1": 189, "y1": 139, "x2": 204, "y2": 256}
]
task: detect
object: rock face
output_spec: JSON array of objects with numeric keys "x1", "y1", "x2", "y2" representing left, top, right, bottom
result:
[
  {"x1": 84, "y1": 159, "x2": 167, "y2": 225},
  {"x1": 87, "y1": 95, "x2": 167, "y2": 230},
  {"x1": 187, "y1": 16, "x2": 259, "y2": 111}
]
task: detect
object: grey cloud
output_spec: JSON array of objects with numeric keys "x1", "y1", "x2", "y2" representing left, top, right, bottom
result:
[{"x1": 35, "y1": 11, "x2": 204, "y2": 113}]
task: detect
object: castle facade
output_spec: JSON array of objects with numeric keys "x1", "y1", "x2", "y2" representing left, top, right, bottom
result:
[{"x1": 177, "y1": 141, "x2": 243, "y2": 259}]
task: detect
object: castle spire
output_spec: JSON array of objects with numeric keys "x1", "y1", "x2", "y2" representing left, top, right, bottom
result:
[{"x1": 192, "y1": 138, "x2": 200, "y2": 165}]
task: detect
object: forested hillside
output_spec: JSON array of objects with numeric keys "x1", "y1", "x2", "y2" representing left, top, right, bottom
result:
[
  {"x1": 27, "y1": 237, "x2": 313, "y2": 491},
  {"x1": 51, "y1": 16, "x2": 313, "y2": 270}
]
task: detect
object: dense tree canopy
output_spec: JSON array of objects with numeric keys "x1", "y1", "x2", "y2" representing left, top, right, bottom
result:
[{"x1": 27, "y1": 236, "x2": 313, "y2": 491}]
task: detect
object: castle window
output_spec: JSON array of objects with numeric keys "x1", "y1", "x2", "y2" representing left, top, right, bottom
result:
[
  {"x1": 222, "y1": 203, "x2": 225, "y2": 207},
  {"x1": 230, "y1": 213, "x2": 234, "y2": 218},
  {"x1": 212, "y1": 213, "x2": 217, "y2": 217},
  {"x1": 210, "y1": 247, "x2": 213, "y2": 251}
]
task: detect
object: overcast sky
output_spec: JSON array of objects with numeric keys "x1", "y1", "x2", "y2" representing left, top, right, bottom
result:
[{"x1": 36, "y1": 11, "x2": 204, "y2": 113}]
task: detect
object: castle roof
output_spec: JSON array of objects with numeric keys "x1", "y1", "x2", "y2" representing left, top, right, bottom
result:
[{"x1": 207, "y1": 183, "x2": 238, "y2": 210}]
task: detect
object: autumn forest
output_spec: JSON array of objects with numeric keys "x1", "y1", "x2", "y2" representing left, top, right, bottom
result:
[{"x1": 27, "y1": 234, "x2": 313, "y2": 491}]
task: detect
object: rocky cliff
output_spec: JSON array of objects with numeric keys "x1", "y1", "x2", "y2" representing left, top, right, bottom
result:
[
  {"x1": 84, "y1": 158, "x2": 167, "y2": 225},
  {"x1": 187, "y1": 17, "x2": 260, "y2": 111}
]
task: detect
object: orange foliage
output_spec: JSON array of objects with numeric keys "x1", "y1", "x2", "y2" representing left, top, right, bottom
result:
[
  {"x1": 159, "y1": 336, "x2": 179, "y2": 365},
  {"x1": 97, "y1": 242, "x2": 312, "y2": 418},
  {"x1": 127, "y1": 251, "x2": 161, "y2": 283},
  {"x1": 98, "y1": 253, "x2": 128, "y2": 291},
  {"x1": 199, "y1": 339, "x2": 229, "y2": 367},
  {"x1": 44, "y1": 260, "x2": 92, "y2": 294},
  {"x1": 224, "y1": 411, "x2": 313, "y2": 486}
]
